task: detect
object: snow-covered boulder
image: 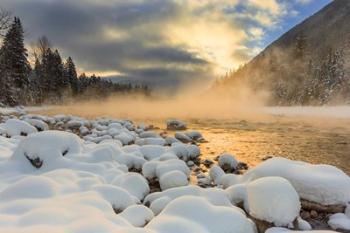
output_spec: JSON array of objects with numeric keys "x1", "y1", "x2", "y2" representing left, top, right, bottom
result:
[
  {"x1": 174, "y1": 132, "x2": 192, "y2": 143},
  {"x1": 24, "y1": 118, "x2": 49, "y2": 131},
  {"x1": 140, "y1": 145, "x2": 167, "y2": 160},
  {"x1": 135, "y1": 138, "x2": 166, "y2": 146},
  {"x1": 266, "y1": 228, "x2": 337, "y2": 233},
  {"x1": 1, "y1": 119, "x2": 37, "y2": 137},
  {"x1": 328, "y1": 213, "x2": 350, "y2": 231},
  {"x1": 226, "y1": 177, "x2": 300, "y2": 226},
  {"x1": 144, "y1": 185, "x2": 232, "y2": 213},
  {"x1": 155, "y1": 159, "x2": 190, "y2": 179},
  {"x1": 120, "y1": 205, "x2": 154, "y2": 227},
  {"x1": 218, "y1": 153, "x2": 238, "y2": 172},
  {"x1": 112, "y1": 173, "x2": 150, "y2": 201},
  {"x1": 93, "y1": 185, "x2": 137, "y2": 213},
  {"x1": 139, "y1": 131, "x2": 160, "y2": 139},
  {"x1": 242, "y1": 157, "x2": 350, "y2": 205},
  {"x1": 11, "y1": 130, "x2": 82, "y2": 170},
  {"x1": 166, "y1": 119, "x2": 187, "y2": 130},
  {"x1": 209, "y1": 165, "x2": 225, "y2": 185},
  {"x1": 159, "y1": 170, "x2": 189, "y2": 190},
  {"x1": 185, "y1": 131, "x2": 203, "y2": 141},
  {"x1": 146, "y1": 196, "x2": 256, "y2": 233}
]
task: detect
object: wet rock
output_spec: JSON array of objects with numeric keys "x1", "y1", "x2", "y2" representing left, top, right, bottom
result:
[
  {"x1": 310, "y1": 210, "x2": 318, "y2": 219},
  {"x1": 301, "y1": 200, "x2": 346, "y2": 214},
  {"x1": 262, "y1": 155, "x2": 274, "y2": 161},
  {"x1": 203, "y1": 159, "x2": 214, "y2": 167}
]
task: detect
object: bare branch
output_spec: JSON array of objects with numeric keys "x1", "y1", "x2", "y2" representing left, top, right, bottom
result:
[{"x1": 0, "y1": 8, "x2": 12, "y2": 37}]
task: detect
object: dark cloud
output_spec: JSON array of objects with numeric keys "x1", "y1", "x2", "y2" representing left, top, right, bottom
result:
[{"x1": 1, "y1": 0, "x2": 214, "y2": 90}]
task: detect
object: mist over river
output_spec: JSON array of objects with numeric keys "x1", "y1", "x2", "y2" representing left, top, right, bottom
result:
[{"x1": 35, "y1": 106, "x2": 350, "y2": 175}]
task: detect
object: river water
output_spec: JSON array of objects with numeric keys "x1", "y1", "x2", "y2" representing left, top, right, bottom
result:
[{"x1": 36, "y1": 106, "x2": 350, "y2": 175}]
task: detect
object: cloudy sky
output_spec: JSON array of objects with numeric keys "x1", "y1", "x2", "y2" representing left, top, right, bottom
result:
[{"x1": 2, "y1": 0, "x2": 331, "y2": 89}]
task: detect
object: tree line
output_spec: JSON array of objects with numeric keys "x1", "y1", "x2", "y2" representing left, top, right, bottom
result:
[{"x1": 0, "y1": 14, "x2": 149, "y2": 106}]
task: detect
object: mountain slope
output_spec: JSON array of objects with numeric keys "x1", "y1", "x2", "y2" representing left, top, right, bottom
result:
[{"x1": 221, "y1": 0, "x2": 350, "y2": 105}]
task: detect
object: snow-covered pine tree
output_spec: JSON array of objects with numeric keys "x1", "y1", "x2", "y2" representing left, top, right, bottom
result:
[
  {"x1": 0, "y1": 17, "x2": 30, "y2": 104},
  {"x1": 52, "y1": 49, "x2": 68, "y2": 98},
  {"x1": 64, "y1": 57, "x2": 79, "y2": 95}
]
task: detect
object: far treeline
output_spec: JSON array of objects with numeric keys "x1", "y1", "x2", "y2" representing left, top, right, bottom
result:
[
  {"x1": 0, "y1": 12, "x2": 149, "y2": 107},
  {"x1": 217, "y1": 32, "x2": 350, "y2": 105}
]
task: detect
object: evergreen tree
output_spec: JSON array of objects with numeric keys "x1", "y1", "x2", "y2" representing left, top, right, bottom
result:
[
  {"x1": 64, "y1": 57, "x2": 78, "y2": 95},
  {"x1": 0, "y1": 17, "x2": 30, "y2": 104}
]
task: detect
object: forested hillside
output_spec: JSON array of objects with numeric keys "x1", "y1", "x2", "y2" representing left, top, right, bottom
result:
[{"x1": 218, "y1": 0, "x2": 350, "y2": 105}]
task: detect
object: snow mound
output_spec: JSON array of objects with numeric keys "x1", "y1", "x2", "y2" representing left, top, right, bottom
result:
[
  {"x1": 11, "y1": 130, "x2": 82, "y2": 170},
  {"x1": 136, "y1": 138, "x2": 166, "y2": 146},
  {"x1": 209, "y1": 165, "x2": 225, "y2": 185},
  {"x1": 146, "y1": 196, "x2": 256, "y2": 233},
  {"x1": 166, "y1": 119, "x2": 187, "y2": 130},
  {"x1": 120, "y1": 205, "x2": 154, "y2": 227},
  {"x1": 218, "y1": 153, "x2": 238, "y2": 172},
  {"x1": 144, "y1": 185, "x2": 232, "y2": 214},
  {"x1": 266, "y1": 229, "x2": 337, "y2": 233},
  {"x1": 227, "y1": 177, "x2": 300, "y2": 226},
  {"x1": 159, "y1": 170, "x2": 189, "y2": 190},
  {"x1": 242, "y1": 157, "x2": 350, "y2": 205},
  {"x1": 112, "y1": 173, "x2": 150, "y2": 201},
  {"x1": 328, "y1": 213, "x2": 350, "y2": 231},
  {"x1": 1, "y1": 119, "x2": 37, "y2": 137},
  {"x1": 24, "y1": 118, "x2": 49, "y2": 131},
  {"x1": 142, "y1": 159, "x2": 190, "y2": 180}
]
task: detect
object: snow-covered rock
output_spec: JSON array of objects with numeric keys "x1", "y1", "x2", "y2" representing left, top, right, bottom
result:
[
  {"x1": 166, "y1": 119, "x2": 187, "y2": 130},
  {"x1": 146, "y1": 196, "x2": 256, "y2": 233},
  {"x1": 159, "y1": 170, "x2": 189, "y2": 190},
  {"x1": 144, "y1": 185, "x2": 232, "y2": 213},
  {"x1": 209, "y1": 165, "x2": 225, "y2": 185},
  {"x1": 24, "y1": 118, "x2": 49, "y2": 131},
  {"x1": 185, "y1": 131, "x2": 203, "y2": 141},
  {"x1": 120, "y1": 205, "x2": 154, "y2": 227},
  {"x1": 112, "y1": 173, "x2": 150, "y2": 201},
  {"x1": 328, "y1": 213, "x2": 350, "y2": 231},
  {"x1": 266, "y1": 228, "x2": 337, "y2": 233},
  {"x1": 1, "y1": 119, "x2": 37, "y2": 137},
  {"x1": 11, "y1": 130, "x2": 82, "y2": 170},
  {"x1": 174, "y1": 132, "x2": 192, "y2": 143},
  {"x1": 218, "y1": 153, "x2": 238, "y2": 172},
  {"x1": 242, "y1": 157, "x2": 350, "y2": 205},
  {"x1": 226, "y1": 177, "x2": 300, "y2": 226}
]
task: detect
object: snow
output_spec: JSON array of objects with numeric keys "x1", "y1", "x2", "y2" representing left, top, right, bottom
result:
[
  {"x1": 185, "y1": 131, "x2": 203, "y2": 141},
  {"x1": 218, "y1": 153, "x2": 238, "y2": 171},
  {"x1": 209, "y1": 165, "x2": 225, "y2": 185},
  {"x1": 328, "y1": 213, "x2": 350, "y2": 230},
  {"x1": 144, "y1": 185, "x2": 232, "y2": 213},
  {"x1": 166, "y1": 119, "x2": 187, "y2": 130},
  {"x1": 227, "y1": 177, "x2": 301, "y2": 226},
  {"x1": 159, "y1": 170, "x2": 189, "y2": 190},
  {"x1": 11, "y1": 130, "x2": 82, "y2": 170},
  {"x1": 1, "y1": 119, "x2": 37, "y2": 137},
  {"x1": 146, "y1": 196, "x2": 256, "y2": 233},
  {"x1": 266, "y1": 228, "x2": 338, "y2": 233},
  {"x1": 120, "y1": 205, "x2": 154, "y2": 227},
  {"x1": 174, "y1": 132, "x2": 192, "y2": 143},
  {"x1": 112, "y1": 173, "x2": 150, "y2": 201},
  {"x1": 0, "y1": 112, "x2": 349, "y2": 232},
  {"x1": 297, "y1": 217, "x2": 312, "y2": 231},
  {"x1": 242, "y1": 157, "x2": 350, "y2": 205},
  {"x1": 23, "y1": 118, "x2": 49, "y2": 131}
]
